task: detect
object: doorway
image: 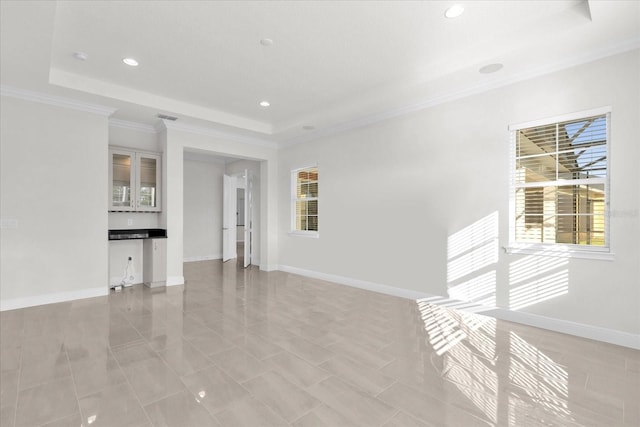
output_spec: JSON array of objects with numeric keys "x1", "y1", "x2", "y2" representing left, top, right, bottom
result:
[
  {"x1": 222, "y1": 169, "x2": 253, "y2": 267},
  {"x1": 182, "y1": 150, "x2": 259, "y2": 268},
  {"x1": 237, "y1": 187, "x2": 245, "y2": 265}
]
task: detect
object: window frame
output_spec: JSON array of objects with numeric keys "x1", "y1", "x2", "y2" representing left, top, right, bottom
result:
[
  {"x1": 507, "y1": 107, "x2": 613, "y2": 260},
  {"x1": 290, "y1": 164, "x2": 319, "y2": 238}
]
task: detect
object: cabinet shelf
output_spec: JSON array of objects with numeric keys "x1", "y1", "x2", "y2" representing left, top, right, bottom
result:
[{"x1": 109, "y1": 147, "x2": 162, "y2": 212}]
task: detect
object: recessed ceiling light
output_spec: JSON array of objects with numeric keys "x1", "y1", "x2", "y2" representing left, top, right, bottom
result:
[
  {"x1": 260, "y1": 38, "x2": 274, "y2": 47},
  {"x1": 479, "y1": 63, "x2": 504, "y2": 74},
  {"x1": 259, "y1": 101, "x2": 270, "y2": 107},
  {"x1": 445, "y1": 4, "x2": 465, "y2": 19},
  {"x1": 122, "y1": 57, "x2": 139, "y2": 67},
  {"x1": 73, "y1": 51, "x2": 88, "y2": 61}
]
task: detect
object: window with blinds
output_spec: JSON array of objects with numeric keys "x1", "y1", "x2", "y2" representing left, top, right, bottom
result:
[
  {"x1": 291, "y1": 166, "x2": 318, "y2": 234},
  {"x1": 510, "y1": 110, "x2": 609, "y2": 251}
]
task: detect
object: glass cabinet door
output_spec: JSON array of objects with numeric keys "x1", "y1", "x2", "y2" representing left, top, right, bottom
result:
[
  {"x1": 137, "y1": 154, "x2": 160, "y2": 211},
  {"x1": 110, "y1": 150, "x2": 134, "y2": 211},
  {"x1": 109, "y1": 148, "x2": 161, "y2": 212}
]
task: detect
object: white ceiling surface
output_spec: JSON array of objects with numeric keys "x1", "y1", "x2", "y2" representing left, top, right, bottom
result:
[{"x1": 1, "y1": 1, "x2": 639, "y2": 146}]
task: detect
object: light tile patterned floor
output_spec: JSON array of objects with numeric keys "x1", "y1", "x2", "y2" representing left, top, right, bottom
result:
[{"x1": 1, "y1": 260, "x2": 638, "y2": 426}]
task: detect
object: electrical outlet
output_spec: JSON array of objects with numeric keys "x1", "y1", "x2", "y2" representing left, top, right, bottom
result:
[{"x1": 127, "y1": 218, "x2": 133, "y2": 226}]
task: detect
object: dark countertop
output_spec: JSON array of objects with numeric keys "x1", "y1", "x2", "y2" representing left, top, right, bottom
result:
[{"x1": 108, "y1": 228, "x2": 167, "y2": 240}]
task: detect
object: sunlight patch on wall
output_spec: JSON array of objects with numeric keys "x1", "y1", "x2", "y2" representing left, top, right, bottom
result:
[
  {"x1": 447, "y1": 212, "x2": 499, "y2": 307},
  {"x1": 508, "y1": 254, "x2": 569, "y2": 310},
  {"x1": 448, "y1": 271, "x2": 497, "y2": 307}
]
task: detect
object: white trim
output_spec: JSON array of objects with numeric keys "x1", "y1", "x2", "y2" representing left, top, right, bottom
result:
[
  {"x1": 166, "y1": 276, "x2": 185, "y2": 286},
  {"x1": 109, "y1": 118, "x2": 157, "y2": 134},
  {"x1": 277, "y1": 264, "x2": 639, "y2": 349},
  {"x1": 505, "y1": 244, "x2": 615, "y2": 261},
  {"x1": 291, "y1": 162, "x2": 319, "y2": 173},
  {"x1": 509, "y1": 106, "x2": 612, "y2": 131},
  {"x1": 49, "y1": 68, "x2": 271, "y2": 134},
  {"x1": 0, "y1": 84, "x2": 117, "y2": 116},
  {"x1": 260, "y1": 263, "x2": 279, "y2": 272},
  {"x1": 109, "y1": 274, "x2": 144, "y2": 287},
  {"x1": 291, "y1": 165, "x2": 319, "y2": 235},
  {"x1": 479, "y1": 307, "x2": 640, "y2": 350},
  {"x1": 184, "y1": 255, "x2": 262, "y2": 267},
  {"x1": 288, "y1": 231, "x2": 319, "y2": 239},
  {"x1": 0, "y1": 287, "x2": 108, "y2": 312},
  {"x1": 278, "y1": 265, "x2": 431, "y2": 300},
  {"x1": 508, "y1": 110, "x2": 611, "y2": 255},
  {"x1": 515, "y1": 177, "x2": 606, "y2": 188},
  {"x1": 160, "y1": 119, "x2": 278, "y2": 149},
  {"x1": 282, "y1": 44, "x2": 637, "y2": 148},
  {"x1": 183, "y1": 255, "x2": 221, "y2": 262}
]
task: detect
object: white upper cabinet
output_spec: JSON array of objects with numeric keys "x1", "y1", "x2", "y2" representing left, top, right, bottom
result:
[{"x1": 109, "y1": 147, "x2": 161, "y2": 212}]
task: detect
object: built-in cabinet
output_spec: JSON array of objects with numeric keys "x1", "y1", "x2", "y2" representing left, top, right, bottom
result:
[
  {"x1": 143, "y1": 238, "x2": 167, "y2": 288},
  {"x1": 109, "y1": 147, "x2": 161, "y2": 212}
]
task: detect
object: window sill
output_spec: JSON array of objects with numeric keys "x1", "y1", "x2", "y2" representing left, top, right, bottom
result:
[
  {"x1": 505, "y1": 244, "x2": 614, "y2": 261},
  {"x1": 289, "y1": 231, "x2": 319, "y2": 239}
]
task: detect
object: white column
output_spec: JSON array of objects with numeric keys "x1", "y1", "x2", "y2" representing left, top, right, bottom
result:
[{"x1": 159, "y1": 124, "x2": 184, "y2": 285}]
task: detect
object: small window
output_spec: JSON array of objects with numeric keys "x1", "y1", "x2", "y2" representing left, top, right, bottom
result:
[
  {"x1": 291, "y1": 166, "x2": 318, "y2": 236},
  {"x1": 509, "y1": 109, "x2": 610, "y2": 256}
]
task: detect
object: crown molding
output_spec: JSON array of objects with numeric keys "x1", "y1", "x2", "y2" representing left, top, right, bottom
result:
[
  {"x1": 282, "y1": 40, "x2": 640, "y2": 148},
  {"x1": 109, "y1": 118, "x2": 157, "y2": 134},
  {"x1": 0, "y1": 84, "x2": 117, "y2": 116},
  {"x1": 49, "y1": 68, "x2": 273, "y2": 135},
  {"x1": 160, "y1": 119, "x2": 278, "y2": 150}
]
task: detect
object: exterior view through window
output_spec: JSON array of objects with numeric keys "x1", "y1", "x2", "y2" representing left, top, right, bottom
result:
[
  {"x1": 292, "y1": 166, "x2": 318, "y2": 234},
  {"x1": 512, "y1": 111, "x2": 609, "y2": 249}
]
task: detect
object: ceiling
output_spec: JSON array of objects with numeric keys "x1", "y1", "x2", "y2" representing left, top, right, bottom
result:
[{"x1": 1, "y1": 1, "x2": 639, "y2": 146}]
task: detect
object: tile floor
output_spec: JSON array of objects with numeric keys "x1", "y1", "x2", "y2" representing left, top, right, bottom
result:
[{"x1": 1, "y1": 260, "x2": 639, "y2": 427}]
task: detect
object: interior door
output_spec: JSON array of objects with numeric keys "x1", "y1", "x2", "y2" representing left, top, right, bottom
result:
[
  {"x1": 222, "y1": 174, "x2": 237, "y2": 262},
  {"x1": 243, "y1": 169, "x2": 252, "y2": 268}
]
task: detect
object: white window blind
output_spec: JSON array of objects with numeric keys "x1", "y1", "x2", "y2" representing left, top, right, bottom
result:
[
  {"x1": 292, "y1": 166, "x2": 318, "y2": 234},
  {"x1": 510, "y1": 110, "x2": 609, "y2": 252}
]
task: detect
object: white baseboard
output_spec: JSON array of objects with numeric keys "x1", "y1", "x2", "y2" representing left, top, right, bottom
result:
[
  {"x1": 184, "y1": 255, "x2": 221, "y2": 263},
  {"x1": 109, "y1": 274, "x2": 143, "y2": 287},
  {"x1": 479, "y1": 307, "x2": 640, "y2": 350},
  {"x1": 277, "y1": 265, "x2": 640, "y2": 350},
  {"x1": 278, "y1": 265, "x2": 431, "y2": 300},
  {"x1": 0, "y1": 286, "x2": 108, "y2": 311},
  {"x1": 166, "y1": 276, "x2": 185, "y2": 286},
  {"x1": 260, "y1": 263, "x2": 279, "y2": 272},
  {"x1": 184, "y1": 255, "x2": 262, "y2": 268}
]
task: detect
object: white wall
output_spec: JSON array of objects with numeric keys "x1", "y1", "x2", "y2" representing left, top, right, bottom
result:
[
  {"x1": 278, "y1": 50, "x2": 640, "y2": 340},
  {"x1": 109, "y1": 125, "x2": 160, "y2": 152},
  {"x1": 183, "y1": 158, "x2": 225, "y2": 261},
  {"x1": 1, "y1": 96, "x2": 110, "y2": 309},
  {"x1": 160, "y1": 122, "x2": 278, "y2": 286},
  {"x1": 181, "y1": 156, "x2": 262, "y2": 264}
]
